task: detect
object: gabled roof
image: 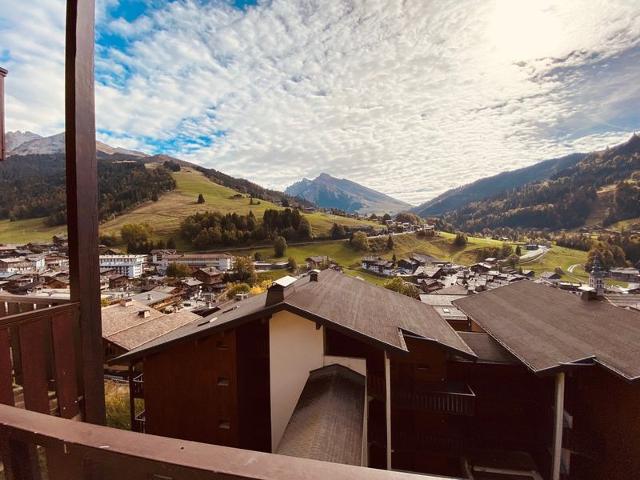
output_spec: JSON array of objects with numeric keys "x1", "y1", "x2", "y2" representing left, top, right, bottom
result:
[
  {"x1": 276, "y1": 364, "x2": 365, "y2": 466},
  {"x1": 454, "y1": 281, "x2": 640, "y2": 381},
  {"x1": 115, "y1": 270, "x2": 475, "y2": 362}
]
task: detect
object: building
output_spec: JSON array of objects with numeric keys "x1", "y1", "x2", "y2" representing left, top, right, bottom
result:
[
  {"x1": 0, "y1": 255, "x2": 46, "y2": 273},
  {"x1": 361, "y1": 257, "x2": 394, "y2": 276},
  {"x1": 99, "y1": 255, "x2": 147, "y2": 278},
  {"x1": 112, "y1": 272, "x2": 640, "y2": 479},
  {"x1": 159, "y1": 253, "x2": 234, "y2": 272},
  {"x1": 609, "y1": 267, "x2": 640, "y2": 282}
]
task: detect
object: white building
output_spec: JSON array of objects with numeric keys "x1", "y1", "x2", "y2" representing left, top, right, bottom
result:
[
  {"x1": 0, "y1": 255, "x2": 46, "y2": 273},
  {"x1": 99, "y1": 255, "x2": 147, "y2": 278},
  {"x1": 158, "y1": 253, "x2": 234, "y2": 272}
]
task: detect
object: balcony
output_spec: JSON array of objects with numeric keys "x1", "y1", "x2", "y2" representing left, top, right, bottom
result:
[{"x1": 393, "y1": 382, "x2": 476, "y2": 416}]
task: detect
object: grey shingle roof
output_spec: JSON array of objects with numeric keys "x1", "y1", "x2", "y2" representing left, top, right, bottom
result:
[
  {"x1": 454, "y1": 281, "x2": 640, "y2": 380},
  {"x1": 276, "y1": 364, "x2": 365, "y2": 466},
  {"x1": 115, "y1": 270, "x2": 475, "y2": 362}
]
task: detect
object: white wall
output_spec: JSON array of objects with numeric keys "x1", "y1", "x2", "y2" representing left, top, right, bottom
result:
[
  {"x1": 269, "y1": 310, "x2": 324, "y2": 451},
  {"x1": 323, "y1": 355, "x2": 367, "y2": 376}
]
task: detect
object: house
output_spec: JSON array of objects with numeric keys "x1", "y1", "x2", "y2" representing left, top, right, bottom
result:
[
  {"x1": 521, "y1": 269, "x2": 535, "y2": 278},
  {"x1": 0, "y1": 256, "x2": 46, "y2": 273},
  {"x1": 415, "y1": 278, "x2": 442, "y2": 293},
  {"x1": 361, "y1": 257, "x2": 394, "y2": 276},
  {"x1": 525, "y1": 243, "x2": 538, "y2": 251},
  {"x1": 470, "y1": 262, "x2": 492, "y2": 274},
  {"x1": 129, "y1": 286, "x2": 182, "y2": 310},
  {"x1": 114, "y1": 270, "x2": 477, "y2": 474},
  {"x1": 181, "y1": 277, "x2": 204, "y2": 298},
  {"x1": 102, "y1": 298, "x2": 200, "y2": 369},
  {"x1": 305, "y1": 256, "x2": 333, "y2": 269},
  {"x1": 99, "y1": 255, "x2": 147, "y2": 278},
  {"x1": 454, "y1": 281, "x2": 640, "y2": 480},
  {"x1": 108, "y1": 273, "x2": 130, "y2": 290},
  {"x1": 194, "y1": 267, "x2": 226, "y2": 292},
  {"x1": 150, "y1": 249, "x2": 177, "y2": 263},
  {"x1": 413, "y1": 266, "x2": 443, "y2": 280},
  {"x1": 539, "y1": 271, "x2": 561, "y2": 281}
]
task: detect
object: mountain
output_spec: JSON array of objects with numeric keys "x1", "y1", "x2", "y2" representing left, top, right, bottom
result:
[
  {"x1": 6, "y1": 131, "x2": 148, "y2": 158},
  {"x1": 285, "y1": 173, "x2": 411, "y2": 214},
  {"x1": 434, "y1": 134, "x2": 640, "y2": 231},
  {"x1": 412, "y1": 152, "x2": 587, "y2": 217},
  {"x1": 6, "y1": 131, "x2": 42, "y2": 152}
]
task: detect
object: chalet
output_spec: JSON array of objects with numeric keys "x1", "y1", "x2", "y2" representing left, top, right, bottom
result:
[
  {"x1": 130, "y1": 286, "x2": 181, "y2": 310},
  {"x1": 194, "y1": 267, "x2": 226, "y2": 292},
  {"x1": 108, "y1": 273, "x2": 129, "y2": 290},
  {"x1": 305, "y1": 256, "x2": 333, "y2": 269},
  {"x1": 469, "y1": 262, "x2": 492, "y2": 274},
  {"x1": 413, "y1": 265, "x2": 443, "y2": 280},
  {"x1": 415, "y1": 278, "x2": 442, "y2": 293},
  {"x1": 102, "y1": 299, "x2": 200, "y2": 370},
  {"x1": 539, "y1": 271, "x2": 561, "y2": 281},
  {"x1": 361, "y1": 257, "x2": 394, "y2": 276},
  {"x1": 181, "y1": 277, "x2": 204, "y2": 298},
  {"x1": 454, "y1": 281, "x2": 640, "y2": 480}
]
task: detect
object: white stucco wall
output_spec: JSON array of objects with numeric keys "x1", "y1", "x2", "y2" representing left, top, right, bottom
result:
[
  {"x1": 323, "y1": 355, "x2": 367, "y2": 376},
  {"x1": 269, "y1": 310, "x2": 324, "y2": 451}
]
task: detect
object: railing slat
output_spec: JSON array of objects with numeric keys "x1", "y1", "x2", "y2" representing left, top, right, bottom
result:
[
  {"x1": 51, "y1": 309, "x2": 80, "y2": 419},
  {"x1": 46, "y1": 444, "x2": 84, "y2": 480},
  {"x1": 18, "y1": 320, "x2": 50, "y2": 414},
  {"x1": 0, "y1": 328, "x2": 14, "y2": 406},
  {"x1": 3, "y1": 438, "x2": 42, "y2": 480}
]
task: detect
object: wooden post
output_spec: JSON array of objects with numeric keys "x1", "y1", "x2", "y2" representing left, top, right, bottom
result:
[
  {"x1": 65, "y1": 0, "x2": 105, "y2": 425},
  {"x1": 551, "y1": 372, "x2": 565, "y2": 480},
  {"x1": 0, "y1": 67, "x2": 7, "y2": 161},
  {"x1": 384, "y1": 351, "x2": 392, "y2": 470}
]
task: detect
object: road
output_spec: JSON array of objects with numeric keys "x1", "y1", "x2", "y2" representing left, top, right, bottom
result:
[{"x1": 567, "y1": 263, "x2": 582, "y2": 273}]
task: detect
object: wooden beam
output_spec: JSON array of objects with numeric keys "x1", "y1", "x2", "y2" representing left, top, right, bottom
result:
[
  {"x1": 384, "y1": 351, "x2": 392, "y2": 470},
  {"x1": 551, "y1": 372, "x2": 565, "y2": 480},
  {"x1": 65, "y1": 0, "x2": 105, "y2": 425},
  {"x1": 0, "y1": 67, "x2": 7, "y2": 161}
]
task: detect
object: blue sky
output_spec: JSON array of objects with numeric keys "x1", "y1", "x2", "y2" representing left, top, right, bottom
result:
[{"x1": 2, "y1": 0, "x2": 640, "y2": 204}]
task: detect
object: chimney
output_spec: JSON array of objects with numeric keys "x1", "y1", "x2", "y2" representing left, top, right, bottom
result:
[
  {"x1": 120, "y1": 297, "x2": 133, "y2": 307},
  {"x1": 265, "y1": 275, "x2": 297, "y2": 306},
  {"x1": 309, "y1": 269, "x2": 320, "y2": 282}
]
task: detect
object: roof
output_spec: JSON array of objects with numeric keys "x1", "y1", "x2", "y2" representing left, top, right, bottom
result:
[
  {"x1": 454, "y1": 281, "x2": 640, "y2": 381},
  {"x1": 455, "y1": 332, "x2": 518, "y2": 365},
  {"x1": 116, "y1": 269, "x2": 475, "y2": 362},
  {"x1": 102, "y1": 300, "x2": 199, "y2": 351},
  {"x1": 276, "y1": 364, "x2": 365, "y2": 466},
  {"x1": 436, "y1": 284, "x2": 470, "y2": 295}
]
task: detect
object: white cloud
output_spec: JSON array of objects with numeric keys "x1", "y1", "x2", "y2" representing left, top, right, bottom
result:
[{"x1": 3, "y1": 0, "x2": 640, "y2": 204}]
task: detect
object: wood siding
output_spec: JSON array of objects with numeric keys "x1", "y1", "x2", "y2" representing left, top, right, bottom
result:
[{"x1": 144, "y1": 330, "x2": 239, "y2": 446}]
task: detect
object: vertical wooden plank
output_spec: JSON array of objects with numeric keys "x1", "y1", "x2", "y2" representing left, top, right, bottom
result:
[
  {"x1": 0, "y1": 67, "x2": 6, "y2": 161},
  {"x1": 4, "y1": 439, "x2": 41, "y2": 480},
  {"x1": 46, "y1": 444, "x2": 84, "y2": 480},
  {"x1": 0, "y1": 328, "x2": 14, "y2": 406},
  {"x1": 19, "y1": 320, "x2": 50, "y2": 414},
  {"x1": 51, "y1": 309, "x2": 80, "y2": 419},
  {"x1": 65, "y1": 0, "x2": 105, "y2": 425}
]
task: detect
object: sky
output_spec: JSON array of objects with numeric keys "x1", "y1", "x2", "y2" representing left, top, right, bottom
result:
[{"x1": 2, "y1": 0, "x2": 640, "y2": 205}]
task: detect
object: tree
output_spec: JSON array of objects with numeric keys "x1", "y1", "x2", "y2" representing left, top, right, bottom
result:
[
  {"x1": 166, "y1": 237, "x2": 176, "y2": 249},
  {"x1": 151, "y1": 192, "x2": 159, "y2": 202},
  {"x1": 297, "y1": 217, "x2": 313, "y2": 239},
  {"x1": 166, "y1": 262, "x2": 191, "y2": 278},
  {"x1": 350, "y1": 231, "x2": 369, "y2": 251},
  {"x1": 197, "y1": 193, "x2": 205, "y2": 204},
  {"x1": 121, "y1": 223, "x2": 152, "y2": 245},
  {"x1": 226, "y1": 283, "x2": 250, "y2": 300},
  {"x1": 288, "y1": 256, "x2": 298, "y2": 273},
  {"x1": 392, "y1": 253, "x2": 397, "y2": 266},
  {"x1": 331, "y1": 223, "x2": 346, "y2": 239},
  {"x1": 233, "y1": 256, "x2": 258, "y2": 285},
  {"x1": 382, "y1": 213, "x2": 392, "y2": 222},
  {"x1": 386, "y1": 235, "x2": 394, "y2": 251},
  {"x1": 453, "y1": 232, "x2": 467, "y2": 247},
  {"x1": 99, "y1": 233, "x2": 118, "y2": 247},
  {"x1": 515, "y1": 245, "x2": 522, "y2": 256},
  {"x1": 383, "y1": 277, "x2": 420, "y2": 299},
  {"x1": 254, "y1": 251, "x2": 264, "y2": 261},
  {"x1": 274, "y1": 236, "x2": 287, "y2": 257}
]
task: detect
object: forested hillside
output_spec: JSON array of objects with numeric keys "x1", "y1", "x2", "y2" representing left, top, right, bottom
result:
[
  {"x1": 0, "y1": 154, "x2": 176, "y2": 226},
  {"x1": 439, "y1": 135, "x2": 640, "y2": 231}
]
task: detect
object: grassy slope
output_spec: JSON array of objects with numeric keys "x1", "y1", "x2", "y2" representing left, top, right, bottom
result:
[
  {"x1": 0, "y1": 218, "x2": 66, "y2": 244},
  {"x1": 0, "y1": 168, "x2": 376, "y2": 246}
]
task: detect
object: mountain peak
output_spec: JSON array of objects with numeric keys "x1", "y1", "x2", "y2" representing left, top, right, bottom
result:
[{"x1": 285, "y1": 173, "x2": 411, "y2": 214}]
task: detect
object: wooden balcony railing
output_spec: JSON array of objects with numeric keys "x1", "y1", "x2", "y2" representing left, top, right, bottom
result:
[
  {"x1": 0, "y1": 295, "x2": 85, "y2": 420},
  {"x1": 0, "y1": 404, "x2": 449, "y2": 480}
]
